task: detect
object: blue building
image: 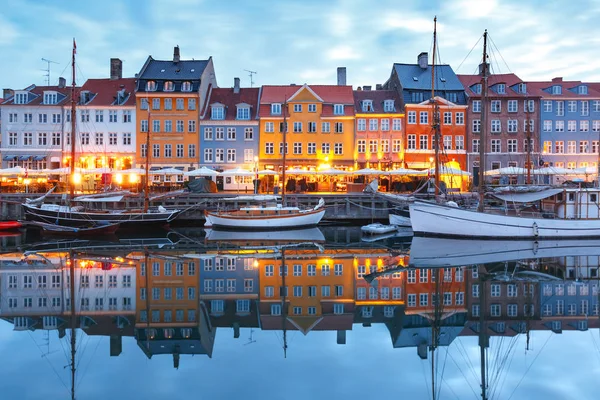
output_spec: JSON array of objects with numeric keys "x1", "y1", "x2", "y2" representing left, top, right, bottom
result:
[
  {"x1": 540, "y1": 280, "x2": 599, "y2": 327},
  {"x1": 530, "y1": 78, "x2": 600, "y2": 179},
  {"x1": 200, "y1": 78, "x2": 260, "y2": 191}
]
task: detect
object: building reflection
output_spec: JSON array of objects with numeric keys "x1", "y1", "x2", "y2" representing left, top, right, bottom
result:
[{"x1": 1, "y1": 247, "x2": 598, "y2": 367}]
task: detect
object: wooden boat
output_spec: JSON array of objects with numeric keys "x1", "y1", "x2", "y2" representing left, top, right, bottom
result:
[
  {"x1": 0, "y1": 221, "x2": 22, "y2": 230},
  {"x1": 388, "y1": 212, "x2": 412, "y2": 227},
  {"x1": 29, "y1": 220, "x2": 120, "y2": 237},
  {"x1": 361, "y1": 223, "x2": 398, "y2": 235}
]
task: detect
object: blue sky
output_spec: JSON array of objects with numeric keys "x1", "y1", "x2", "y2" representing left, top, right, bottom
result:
[{"x1": 2, "y1": 0, "x2": 600, "y2": 92}]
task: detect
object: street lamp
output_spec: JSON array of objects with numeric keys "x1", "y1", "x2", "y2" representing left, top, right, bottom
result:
[{"x1": 254, "y1": 156, "x2": 259, "y2": 194}]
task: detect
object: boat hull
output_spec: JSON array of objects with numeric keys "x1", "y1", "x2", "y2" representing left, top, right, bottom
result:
[
  {"x1": 31, "y1": 221, "x2": 121, "y2": 237},
  {"x1": 389, "y1": 213, "x2": 411, "y2": 227},
  {"x1": 204, "y1": 208, "x2": 325, "y2": 230},
  {"x1": 410, "y1": 200, "x2": 600, "y2": 239},
  {"x1": 22, "y1": 204, "x2": 180, "y2": 228}
]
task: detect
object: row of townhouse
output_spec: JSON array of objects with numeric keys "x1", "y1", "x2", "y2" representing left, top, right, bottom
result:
[{"x1": 3, "y1": 47, "x2": 600, "y2": 184}]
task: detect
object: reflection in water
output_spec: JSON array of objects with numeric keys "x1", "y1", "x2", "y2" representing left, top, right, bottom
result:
[{"x1": 0, "y1": 228, "x2": 599, "y2": 399}]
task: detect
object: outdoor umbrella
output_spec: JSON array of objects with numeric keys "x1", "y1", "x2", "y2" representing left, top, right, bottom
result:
[
  {"x1": 385, "y1": 168, "x2": 428, "y2": 176},
  {"x1": 184, "y1": 166, "x2": 220, "y2": 177},
  {"x1": 353, "y1": 167, "x2": 383, "y2": 175},
  {"x1": 484, "y1": 166, "x2": 527, "y2": 176}
]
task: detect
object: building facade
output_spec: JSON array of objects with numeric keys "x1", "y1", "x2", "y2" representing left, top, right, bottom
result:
[
  {"x1": 200, "y1": 78, "x2": 260, "y2": 191},
  {"x1": 258, "y1": 80, "x2": 355, "y2": 173},
  {"x1": 353, "y1": 86, "x2": 404, "y2": 170},
  {"x1": 459, "y1": 74, "x2": 539, "y2": 184},
  {"x1": 135, "y1": 46, "x2": 217, "y2": 177},
  {"x1": 1, "y1": 80, "x2": 73, "y2": 169},
  {"x1": 530, "y1": 78, "x2": 600, "y2": 174}
]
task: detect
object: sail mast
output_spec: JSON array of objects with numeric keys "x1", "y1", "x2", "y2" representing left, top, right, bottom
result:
[
  {"x1": 479, "y1": 266, "x2": 488, "y2": 400},
  {"x1": 431, "y1": 17, "x2": 440, "y2": 198},
  {"x1": 281, "y1": 247, "x2": 287, "y2": 358},
  {"x1": 69, "y1": 251, "x2": 76, "y2": 400},
  {"x1": 70, "y1": 39, "x2": 77, "y2": 199},
  {"x1": 478, "y1": 31, "x2": 488, "y2": 212},
  {"x1": 281, "y1": 99, "x2": 287, "y2": 206},
  {"x1": 526, "y1": 93, "x2": 532, "y2": 184},
  {"x1": 144, "y1": 109, "x2": 151, "y2": 213}
]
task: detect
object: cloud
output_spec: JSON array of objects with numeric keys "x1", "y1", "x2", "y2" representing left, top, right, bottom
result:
[{"x1": 327, "y1": 45, "x2": 361, "y2": 61}]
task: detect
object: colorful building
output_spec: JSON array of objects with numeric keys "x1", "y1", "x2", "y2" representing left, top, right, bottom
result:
[
  {"x1": 134, "y1": 46, "x2": 217, "y2": 179},
  {"x1": 258, "y1": 79, "x2": 355, "y2": 174},
  {"x1": 458, "y1": 73, "x2": 539, "y2": 184},
  {"x1": 200, "y1": 78, "x2": 260, "y2": 191},
  {"x1": 529, "y1": 78, "x2": 600, "y2": 175},
  {"x1": 383, "y1": 53, "x2": 468, "y2": 173},
  {"x1": 353, "y1": 86, "x2": 404, "y2": 170},
  {"x1": 1, "y1": 80, "x2": 74, "y2": 169}
]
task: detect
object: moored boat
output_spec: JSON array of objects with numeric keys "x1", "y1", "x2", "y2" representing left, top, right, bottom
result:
[
  {"x1": 28, "y1": 220, "x2": 121, "y2": 237},
  {"x1": 361, "y1": 223, "x2": 398, "y2": 235}
]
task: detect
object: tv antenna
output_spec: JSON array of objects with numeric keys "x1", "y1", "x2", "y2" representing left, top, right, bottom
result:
[
  {"x1": 244, "y1": 69, "x2": 257, "y2": 87},
  {"x1": 42, "y1": 58, "x2": 59, "y2": 85},
  {"x1": 244, "y1": 328, "x2": 256, "y2": 345}
]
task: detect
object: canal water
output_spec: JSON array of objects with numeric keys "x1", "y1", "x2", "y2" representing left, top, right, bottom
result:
[{"x1": 0, "y1": 227, "x2": 598, "y2": 400}]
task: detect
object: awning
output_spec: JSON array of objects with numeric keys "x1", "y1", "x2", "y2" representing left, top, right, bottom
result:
[
  {"x1": 33, "y1": 156, "x2": 46, "y2": 161},
  {"x1": 18, "y1": 155, "x2": 31, "y2": 161},
  {"x1": 492, "y1": 188, "x2": 563, "y2": 203},
  {"x1": 407, "y1": 162, "x2": 431, "y2": 169},
  {"x1": 3, "y1": 155, "x2": 16, "y2": 161}
]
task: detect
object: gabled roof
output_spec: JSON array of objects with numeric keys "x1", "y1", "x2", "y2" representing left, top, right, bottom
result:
[
  {"x1": 353, "y1": 89, "x2": 403, "y2": 113},
  {"x1": 1, "y1": 85, "x2": 75, "y2": 106},
  {"x1": 393, "y1": 63, "x2": 465, "y2": 92},
  {"x1": 136, "y1": 55, "x2": 210, "y2": 92},
  {"x1": 79, "y1": 78, "x2": 137, "y2": 107},
  {"x1": 457, "y1": 73, "x2": 534, "y2": 97},
  {"x1": 260, "y1": 85, "x2": 354, "y2": 104},
  {"x1": 525, "y1": 79, "x2": 600, "y2": 99},
  {"x1": 201, "y1": 87, "x2": 260, "y2": 121}
]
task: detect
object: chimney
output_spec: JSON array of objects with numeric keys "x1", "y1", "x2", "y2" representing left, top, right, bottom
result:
[
  {"x1": 418, "y1": 52, "x2": 428, "y2": 69},
  {"x1": 233, "y1": 322, "x2": 240, "y2": 338},
  {"x1": 58, "y1": 77, "x2": 66, "y2": 88},
  {"x1": 110, "y1": 58, "x2": 123, "y2": 80},
  {"x1": 363, "y1": 85, "x2": 372, "y2": 91},
  {"x1": 109, "y1": 335, "x2": 122, "y2": 357},
  {"x1": 234, "y1": 77, "x2": 240, "y2": 94},
  {"x1": 173, "y1": 45, "x2": 180, "y2": 63},
  {"x1": 3, "y1": 88, "x2": 14, "y2": 99},
  {"x1": 336, "y1": 330, "x2": 346, "y2": 345},
  {"x1": 376, "y1": 84, "x2": 382, "y2": 90},
  {"x1": 478, "y1": 62, "x2": 490, "y2": 77},
  {"x1": 337, "y1": 67, "x2": 347, "y2": 86},
  {"x1": 552, "y1": 77, "x2": 563, "y2": 83}
]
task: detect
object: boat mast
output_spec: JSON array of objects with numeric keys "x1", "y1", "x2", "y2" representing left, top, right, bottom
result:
[
  {"x1": 144, "y1": 109, "x2": 151, "y2": 213},
  {"x1": 69, "y1": 251, "x2": 76, "y2": 400},
  {"x1": 281, "y1": 247, "x2": 288, "y2": 358},
  {"x1": 479, "y1": 266, "x2": 488, "y2": 400},
  {"x1": 281, "y1": 99, "x2": 287, "y2": 206},
  {"x1": 431, "y1": 17, "x2": 441, "y2": 198},
  {"x1": 526, "y1": 93, "x2": 532, "y2": 184},
  {"x1": 70, "y1": 39, "x2": 77, "y2": 199},
  {"x1": 478, "y1": 31, "x2": 489, "y2": 213}
]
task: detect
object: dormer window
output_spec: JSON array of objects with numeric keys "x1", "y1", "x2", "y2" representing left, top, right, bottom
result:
[
  {"x1": 383, "y1": 100, "x2": 394, "y2": 112},
  {"x1": 211, "y1": 105, "x2": 224, "y2": 120},
  {"x1": 579, "y1": 85, "x2": 588, "y2": 95},
  {"x1": 496, "y1": 84, "x2": 505, "y2": 94},
  {"x1": 472, "y1": 84, "x2": 482, "y2": 94},
  {"x1": 236, "y1": 106, "x2": 250, "y2": 120},
  {"x1": 271, "y1": 103, "x2": 282, "y2": 115},
  {"x1": 164, "y1": 81, "x2": 174, "y2": 91},
  {"x1": 181, "y1": 81, "x2": 192, "y2": 92},
  {"x1": 14, "y1": 92, "x2": 28, "y2": 104},
  {"x1": 115, "y1": 89, "x2": 128, "y2": 105},
  {"x1": 43, "y1": 91, "x2": 58, "y2": 105},
  {"x1": 552, "y1": 85, "x2": 562, "y2": 95},
  {"x1": 79, "y1": 90, "x2": 91, "y2": 105},
  {"x1": 146, "y1": 81, "x2": 157, "y2": 91},
  {"x1": 334, "y1": 104, "x2": 344, "y2": 115},
  {"x1": 362, "y1": 100, "x2": 373, "y2": 112},
  {"x1": 519, "y1": 83, "x2": 527, "y2": 94}
]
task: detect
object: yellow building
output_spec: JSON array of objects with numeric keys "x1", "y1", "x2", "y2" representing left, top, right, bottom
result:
[{"x1": 258, "y1": 84, "x2": 356, "y2": 173}]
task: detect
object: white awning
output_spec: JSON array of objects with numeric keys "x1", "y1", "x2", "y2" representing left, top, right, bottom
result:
[{"x1": 492, "y1": 188, "x2": 563, "y2": 203}]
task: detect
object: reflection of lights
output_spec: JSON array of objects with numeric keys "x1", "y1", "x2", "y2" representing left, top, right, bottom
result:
[
  {"x1": 253, "y1": 260, "x2": 259, "y2": 268},
  {"x1": 129, "y1": 173, "x2": 139, "y2": 183},
  {"x1": 73, "y1": 173, "x2": 82, "y2": 185},
  {"x1": 115, "y1": 256, "x2": 125, "y2": 263},
  {"x1": 114, "y1": 173, "x2": 123, "y2": 184}
]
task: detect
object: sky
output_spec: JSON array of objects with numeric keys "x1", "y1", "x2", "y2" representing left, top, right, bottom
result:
[
  {"x1": 0, "y1": 320, "x2": 599, "y2": 400},
  {"x1": 2, "y1": 0, "x2": 600, "y2": 93}
]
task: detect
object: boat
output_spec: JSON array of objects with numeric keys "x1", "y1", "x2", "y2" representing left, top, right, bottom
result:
[
  {"x1": 204, "y1": 97, "x2": 325, "y2": 230},
  {"x1": 204, "y1": 227, "x2": 325, "y2": 245},
  {"x1": 361, "y1": 223, "x2": 398, "y2": 235},
  {"x1": 388, "y1": 211, "x2": 412, "y2": 227},
  {"x1": 0, "y1": 221, "x2": 22, "y2": 230},
  {"x1": 28, "y1": 220, "x2": 120, "y2": 237},
  {"x1": 21, "y1": 41, "x2": 181, "y2": 229}
]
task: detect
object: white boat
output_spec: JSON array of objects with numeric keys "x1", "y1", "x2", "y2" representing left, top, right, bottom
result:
[
  {"x1": 204, "y1": 227, "x2": 325, "y2": 244},
  {"x1": 409, "y1": 236, "x2": 600, "y2": 267},
  {"x1": 361, "y1": 223, "x2": 398, "y2": 235},
  {"x1": 410, "y1": 187, "x2": 600, "y2": 239},
  {"x1": 389, "y1": 213, "x2": 412, "y2": 227}
]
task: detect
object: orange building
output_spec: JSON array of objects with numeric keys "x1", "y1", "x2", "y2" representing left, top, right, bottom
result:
[
  {"x1": 353, "y1": 87, "x2": 405, "y2": 170},
  {"x1": 258, "y1": 83, "x2": 355, "y2": 173},
  {"x1": 404, "y1": 267, "x2": 467, "y2": 318},
  {"x1": 134, "y1": 46, "x2": 217, "y2": 177}
]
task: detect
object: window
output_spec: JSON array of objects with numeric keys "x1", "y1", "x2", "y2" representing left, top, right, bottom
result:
[
  {"x1": 322, "y1": 122, "x2": 331, "y2": 133},
  {"x1": 567, "y1": 120, "x2": 576, "y2": 132},
  {"x1": 455, "y1": 112, "x2": 464, "y2": 125},
  {"x1": 95, "y1": 132, "x2": 104, "y2": 146},
  {"x1": 227, "y1": 127, "x2": 236, "y2": 140},
  {"x1": 175, "y1": 120, "x2": 184, "y2": 133},
  {"x1": 443, "y1": 136, "x2": 452, "y2": 150},
  {"x1": 567, "y1": 141, "x2": 576, "y2": 154},
  {"x1": 368, "y1": 118, "x2": 378, "y2": 131},
  {"x1": 216, "y1": 127, "x2": 224, "y2": 140},
  {"x1": 491, "y1": 284, "x2": 501, "y2": 297},
  {"x1": 152, "y1": 120, "x2": 160, "y2": 132},
  {"x1": 379, "y1": 118, "x2": 390, "y2": 131},
  {"x1": 491, "y1": 100, "x2": 501, "y2": 112},
  {"x1": 556, "y1": 101, "x2": 564, "y2": 116},
  {"x1": 321, "y1": 143, "x2": 330, "y2": 154},
  {"x1": 265, "y1": 122, "x2": 274, "y2": 133},
  {"x1": 369, "y1": 139, "x2": 378, "y2": 154},
  {"x1": 472, "y1": 119, "x2": 481, "y2": 133},
  {"x1": 419, "y1": 112, "x2": 428, "y2": 124},
  {"x1": 443, "y1": 112, "x2": 452, "y2": 125},
  {"x1": 491, "y1": 139, "x2": 501, "y2": 153},
  {"x1": 555, "y1": 120, "x2": 564, "y2": 132},
  {"x1": 384, "y1": 100, "x2": 394, "y2": 112},
  {"x1": 334, "y1": 104, "x2": 344, "y2": 115},
  {"x1": 408, "y1": 294, "x2": 416, "y2": 307},
  {"x1": 14, "y1": 92, "x2": 28, "y2": 104},
  {"x1": 491, "y1": 120, "x2": 501, "y2": 133},
  {"x1": 237, "y1": 106, "x2": 250, "y2": 120},
  {"x1": 188, "y1": 98, "x2": 196, "y2": 110},
  {"x1": 293, "y1": 142, "x2": 302, "y2": 154},
  {"x1": 80, "y1": 133, "x2": 89, "y2": 146},
  {"x1": 265, "y1": 142, "x2": 274, "y2": 155},
  {"x1": 211, "y1": 106, "x2": 224, "y2": 120},
  {"x1": 108, "y1": 275, "x2": 117, "y2": 288},
  {"x1": 293, "y1": 122, "x2": 303, "y2": 133},
  {"x1": 271, "y1": 103, "x2": 282, "y2": 115},
  {"x1": 335, "y1": 122, "x2": 344, "y2": 133},
  {"x1": 491, "y1": 304, "x2": 501, "y2": 317},
  {"x1": 419, "y1": 135, "x2": 428, "y2": 150},
  {"x1": 455, "y1": 135, "x2": 464, "y2": 150},
  {"x1": 357, "y1": 139, "x2": 366, "y2": 153},
  {"x1": 508, "y1": 139, "x2": 517, "y2": 153},
  {"x1": 580, "y1": 141, "x2": 589, "y2": 153},
  {"x1": 568, "y1": 100, "x2": 577, "y2": 113},
  {"x1": 164, "y1": 120, "x2": 172, "y2": 133},
  {"x1": 164, "y1": 144, "x2": 172, "y2": 158},
  {"x1": 507, "y1": 119, "x2": 517, "y2": 133}
]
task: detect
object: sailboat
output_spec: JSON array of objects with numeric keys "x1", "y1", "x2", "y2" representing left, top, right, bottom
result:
[
  {"x1": 22, "y1": 40, "x2": 181, "y2": 229},
  {"x1": 204, "y1": 99, "x2": 325, "y2": 230},
  {"x1": 409, "y1": 30, "x2": 600, "y2": 239}
]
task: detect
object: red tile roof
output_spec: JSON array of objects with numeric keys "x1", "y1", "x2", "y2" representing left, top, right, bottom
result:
[
  {"x1": 80, "y1": 78, "x2": 137, "y2": 107},
  {"x1": 457, "y1": 73, "x2": 532, "y2": 97},
  {"x1": 260, "y1": 84, "x2": 354, "y2": 104},
  {"x1": 353, "y1": 89, "x2": 403, "y2": 113},
  {"x1": 526, "y1": 79, "x2": 600, "y2": 98},
  {"x1": 1, "y1": 85, "x2": 75, "y2": 106},
  {"x1": 202, "y1": 87, "x2": 260, "y2": 120}
]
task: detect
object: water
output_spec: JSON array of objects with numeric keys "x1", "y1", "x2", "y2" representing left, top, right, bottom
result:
[{"x1": 0, "y1": 227, "x2": 599, "y2": 400}]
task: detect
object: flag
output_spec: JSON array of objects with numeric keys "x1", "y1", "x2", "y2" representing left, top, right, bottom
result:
[{"x1": 73, "y1": 38, "x2": 77, "y2": 54}]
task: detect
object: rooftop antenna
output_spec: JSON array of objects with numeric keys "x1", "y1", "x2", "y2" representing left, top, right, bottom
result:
[
  {"x1": 244, "y1": 69, "x2": 257, "y2": 87},
  {"x1": 42, "y1": 58, "x2": 59, "y2": 85}
]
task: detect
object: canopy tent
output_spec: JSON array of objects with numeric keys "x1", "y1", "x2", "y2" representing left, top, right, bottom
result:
[
  {"x1": 427, "y1": 166, "x2": 471, "y2": 176},
  {"x1": 385, "y1": 168, "x2": 428, "y2": 176},
  {"x1": 285, "y1": 168, "x2": 315, "y2": 175},
  {"x1": 150, "y1": 167, "x2": 184, "y2": 175},
  {"x1": 484, "y1": 167, "x2": 528, "y2": 176},
  {"x1": 83, "y1": 167, "x2": 113, "y2": 175},
  {"x1": 184, "y1": 167, "x2": 220, "y2": 177},
  {"x1": 220, "y1": 167, "x2": 254, "y2": 177},
  {"x1": 316, "y1": 168, "x2": 349, "y2": 176},
  {"x1": 119, "y1": 168, "x2": 147, "y2": 175},
  {"x1": 532, "y1": 166, "x2": 577, "y2": 175},
  {"x1": 257, "y1": 170, "x2": 279, "y2": 176},
  {"x1": 0, "y1": 166, "x2": 26, "y2": 175},
  {"x1": 352, "y1": 168, "x2": 384, "y2": 175}
]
